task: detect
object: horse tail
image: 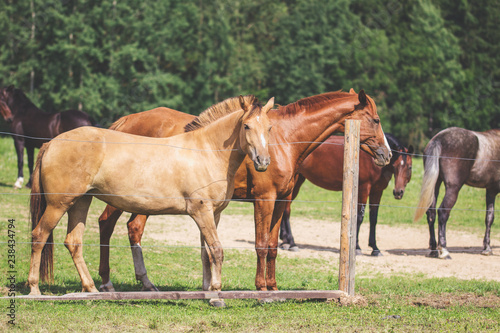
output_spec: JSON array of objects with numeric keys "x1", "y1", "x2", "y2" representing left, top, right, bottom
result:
[
  {"x1": 414, "y1": 140, "x2": 441, "y2": 222},
  {"x1": 109, "y1": 116, "x2": 128, "y2": 131},
  {"x1": 30, "y1": 142, "x2": 53, "y2": 283}
]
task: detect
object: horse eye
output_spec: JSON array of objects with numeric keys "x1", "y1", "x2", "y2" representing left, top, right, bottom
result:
[
  {"x1": 268, "y1": 125, "x2": 272, "y2": 132},
  {"x1": 244, "y1": 124, "x2": 250, "y2": 130},
  {"x1": 374, "y1": 119, "x2": 380, "y2": 124}
]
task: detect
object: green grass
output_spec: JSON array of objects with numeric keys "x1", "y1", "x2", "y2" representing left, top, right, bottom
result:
[{"x1": 0, "y1": 136, "x2": 499, "y2": 332}]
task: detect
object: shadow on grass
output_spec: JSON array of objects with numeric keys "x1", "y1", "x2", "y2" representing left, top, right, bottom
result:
[
  {"x1": 386, "y1": 245, "x2": 500, "y2": 257},
  {"x1": 236, "y1": 238, "x2": 340, "y2": 253}
]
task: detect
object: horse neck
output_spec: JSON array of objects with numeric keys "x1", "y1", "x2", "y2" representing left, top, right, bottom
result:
[
  {"x1": 272, "y1": 99, "x2": 354, "y2": 167},
  {"x1": 188, "y1": 110, "x2": 246, "y2": 174},
  {"x1": 9, "y1": 91, "x2": 43, "y2": 116}
]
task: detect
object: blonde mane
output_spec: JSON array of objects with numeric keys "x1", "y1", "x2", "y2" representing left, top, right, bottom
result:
[{"x1": 185, "y1": 95, "x2": 257, "y2": 132}]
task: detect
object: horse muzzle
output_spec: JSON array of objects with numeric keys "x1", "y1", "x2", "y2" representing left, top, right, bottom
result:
[
  {"x1": 253, "y1": 155, "x2": 271, "y2": 172},
  {"x1": 393, "y1": 189, "x2": 404, "y2": 200},
  {"x1": 373, "y1": 147, "x2": 391, "y2": 167}
]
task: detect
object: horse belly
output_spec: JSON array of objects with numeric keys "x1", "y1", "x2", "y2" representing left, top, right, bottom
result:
[{"x1": 467, "y1": 133, "x2": 500, "y2": 188}]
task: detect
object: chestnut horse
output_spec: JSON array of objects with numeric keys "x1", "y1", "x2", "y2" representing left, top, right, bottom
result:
[
  {"x1": 0, "y1": 85, "x2": 95, "y2": 188},
  {"x1": 28, "y1": 96, "x2": 274, "y2": 308},
  {"x1": 279, "y1": 134, "x2": 413, "y2": 255},
  {"x1": 414, "y1": 127, "x2": 500, "y2": 259},
  {"x1": 97, "y1": 89, "x2": 392, "y2": 293}
]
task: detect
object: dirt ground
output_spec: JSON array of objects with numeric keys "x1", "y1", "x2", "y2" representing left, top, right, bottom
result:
[{"x1": 139, "y1": 213, "x2": 500, "y2": 282}]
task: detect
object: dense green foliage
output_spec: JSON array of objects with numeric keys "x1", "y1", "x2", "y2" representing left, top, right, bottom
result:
[{"x1": 1, "y1": 0, "x2": 499, "y2": 150}]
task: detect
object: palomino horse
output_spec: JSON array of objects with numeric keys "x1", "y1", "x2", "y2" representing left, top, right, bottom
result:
[
  {"x1": 97, "y1": 89, "x2": 392, "y2": 293},
  {"x1": 414, "y1": 127, "x2": 500, "y2": 259},
  {"x1": 279, "y1": 134, "x2": 413, "y2": 255},
  {"x1": 28, "y1": 96, "x2": 274, "y2": 308},
  {"x1": 0, "y1": 85, "x2": 95, "y2": 188}
]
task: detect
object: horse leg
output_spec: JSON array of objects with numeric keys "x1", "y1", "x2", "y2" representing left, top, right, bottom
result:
[
  {"x1": 266, "y1": 200, "x2": 287, "y2": 291},
  {"x1": 28, "y1": 206, "x2": 66, "y2": 295},
  {"x1": 482, "y1": 189, "x2": 496, "y2": 256},
  {"x1": 13, "y1": 137, "x2": 24, "y2": 189},
  {"x1": 65, "y1": 196, "x2": 98, "y2": 292},
  {"x1": 426, "y1": 180, "x2": 441, "y2": 258},
  {"x1": 279, "y1": 194, "x2": 298, "y2": 251},
  {"x1": 189, "y1": 203, "x2": 225, "y2": 307},
  {"x1": 127, "y1": 214, "x2": 157, "y2": 291},
  {"x1": 279, "y1": 174, "x2": 304, "y2": 252},
  {"x1": 253, "y1": 199, "x2": 275, "y2": 291},
  {"x1": 98, "y1": 205, "x2": 123, "y2": 292},
  {"x1": 368, "y1": 190, "x2": 383, "y2": 256},
  {"x1": 436, "y1": 184, "x2": 463, "y2": 259},
  {"x1": 355, "y1": 204, "x2": 366, "y2": 255},
  {"x1": 25, "y1": 145, "x2": 34, "y2": 188}
]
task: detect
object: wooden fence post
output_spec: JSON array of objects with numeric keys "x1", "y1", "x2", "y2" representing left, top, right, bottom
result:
[{"x1": 338, "y1": 120, "x2": 360, "y2": 296}]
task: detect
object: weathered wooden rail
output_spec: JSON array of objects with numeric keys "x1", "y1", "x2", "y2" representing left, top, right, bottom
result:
[{"x1": 10, "y1": 290, "x2": 345, "y2": 301}]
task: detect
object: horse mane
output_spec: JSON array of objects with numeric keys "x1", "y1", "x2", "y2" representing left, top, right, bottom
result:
[
  {"x1": 109, "y1": 116, "x2": 127, "y2": 131},
  {"x1": 277, "y1": 90, "x2": 354, "y2": 116},
  {"x1": 5, "y1": 86, "x2": 39, "y2": 112},
  {"x1": 184, "y1": 95, "x2": 258, "y2": 132}
]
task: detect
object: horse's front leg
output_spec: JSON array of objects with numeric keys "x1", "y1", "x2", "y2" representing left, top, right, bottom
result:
[
  {"x1": 368, "y1": 190, "x2": 383, "y2": 256},
  {"x1": 482, "y1": 189, "x2": 496, "y2": 256},
  {"x1": 265, "y1": 200, "x2": 287, "y2": 291},
  {"x1": 189, "y1": 203, "x2": 225, "y2": 307},
  {"x1": 253, "y1": 199, "x2": 275, "y2": 291},
  {"x1": 13, "y1": 136, "x2": 25, "y2": 189},
  {"x1": 127, "y1": 214, "x2": 157, "y2": 291},
  {"x1": 25, "y1": 146, "x2": 34, "y2": 188}
]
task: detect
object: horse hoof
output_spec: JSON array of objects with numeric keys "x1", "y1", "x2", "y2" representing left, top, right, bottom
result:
[
  {"x1": 355, "y1": 249, "x2": 363, "y2": 256},
  {"x1": 99, "y1": 281, "x2": 116, "y2": 292},
  {"x1": 426, "y1": 250, "x2": 439, "y2": 258},
  {"x1": 280, "y1": 243, "x2": 291, "y2": 250},
  {"x1": 141, "y1": 284, "x2": 159, "y2": 292},
  {"x1": 209, "y1": 299, "x2": 226, "y2": 308},
  {"x1": 438, "y1": 248, "x2": 452, "y2": 260},
  {"x1": 481, "y1": 249, "x2": 493, "y2": 256},
  {"x1": 288, "y1": 245, "x2": 299, "y2": 252},
  {"x1": 371, "y1": 250, "x2": 383, "y2": 257},
  {"x1": 13, "y1": 177, "x2": 23, "y2": 189}
]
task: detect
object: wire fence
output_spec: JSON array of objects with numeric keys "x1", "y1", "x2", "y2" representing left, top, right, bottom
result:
[{"x1": 0, "y1": 130, "x2": 498, "y2": 254}]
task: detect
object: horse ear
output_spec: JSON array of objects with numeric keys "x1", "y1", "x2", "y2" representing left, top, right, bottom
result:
[
  {"x1": 358, "y1": 89, "x2": 367, "y2": 105},
  {"x1": 239, "y1": 95, "x2": 249, "y2": 112},
  {"x1": 407, "y1": 145, "x2": 414, "y2": 154},
  {"x1": 262, "y1": 97, "x2": 274, "y2": 114},
  {"x1": 349, "y1": 88, "x2": 356, "y2": 94}
]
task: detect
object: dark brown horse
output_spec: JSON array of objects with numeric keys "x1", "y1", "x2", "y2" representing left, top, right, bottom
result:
[
  {"x1": 97, "y1": 90, "x2": 392, "y2": 293},
  {"x1": 0, "y1": 85, "x2": 95, "y2": 188},
  {"x1": 414, "y1": 127, "x2": 500, "y2": 259},
  {"x1": 279, "y1": 134, "x2": 413, "y2": 255}
]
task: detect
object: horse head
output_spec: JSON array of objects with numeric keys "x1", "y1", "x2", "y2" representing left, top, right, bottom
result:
[
  {"x1": 391, "y1": 144, "x2": 413, "y2": 200},
  {"x1": 346, "y1": 89, "x2": 391, "y2": 166},
  {"x1": 0, "y1": 100, "x2": 13, "y2": 122},
  {"x1": 239, "y1": 95, "x2": 274, "y2": 172},
  {"x1": 0, "y1": 86, "x2": 15, "y2": 122}
]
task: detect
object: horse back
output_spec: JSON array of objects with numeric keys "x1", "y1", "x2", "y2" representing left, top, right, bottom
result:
[
  {"x1": 58, "y1": 109, "x2": 95, "y2": 132},
  {"x1": 110, "y1": 107, "x2": 195, "y2": 137},
  {"x1": 468, "y1": 129, "x2": 500, "y2": 189}
]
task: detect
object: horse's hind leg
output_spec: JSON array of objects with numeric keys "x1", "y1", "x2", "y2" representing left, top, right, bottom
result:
[
  {"x1": 482, "y1": 189, "x2": 496, "y2": 256},
  {"x1": 65, "y1": 196, "x2": 98, "y2": 293},
  {"x1": 426, "y1": 179, "x2": 441, "y2": 258},
  {"x1": 28, "y1": 206, "x2": 66, "y2": 295},
  {"x1": 436, "y1": 184, "x2": 463, "y2": 259},
  {"x1": 98, "y1": 205, "x2": 123, "y2": 292},
  {"x1": 127, "y1": 214, "x2": 158, "y2": 291}
]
